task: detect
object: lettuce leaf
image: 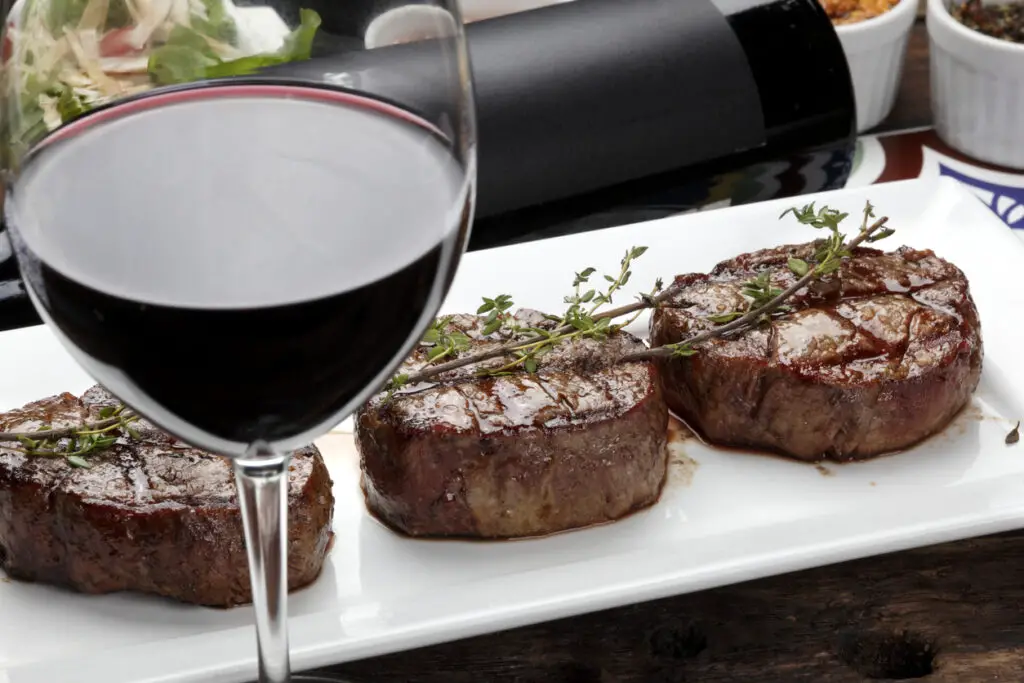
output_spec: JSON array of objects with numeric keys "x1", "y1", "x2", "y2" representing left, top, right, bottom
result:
[
  {"x1": 150, "y1": 8, "x2": 321, "y2": 84},
  {"x1": 53, "y1": 84, "x2": 88, "y2": 122},
  {"x1": 193, "y1": 0, "x2": 238, "y2": 45}
]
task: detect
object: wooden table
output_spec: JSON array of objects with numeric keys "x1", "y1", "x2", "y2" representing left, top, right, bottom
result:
[{"x1": 312, "y1": 19, "x2": 1024, "y2": 683}]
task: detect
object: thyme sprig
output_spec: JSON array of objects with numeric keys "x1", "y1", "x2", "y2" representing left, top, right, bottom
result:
[
  {"x1": 477, "y1": 294, "x2": 515, "y2": 336},
  {"x1": 384, "y1": 202, "x2": 894, "y2": 392},
  {"x1": 624, "y1": 209, "x2": 892, "y2": 362},
  {"x1": 420, "y1": 316, "x2": 471, "y2": 363},
  {"x1": 385, "y1": 246, "x2": 667, "y2": 393},
  {"x1": 0, "y1": 405, "x2": 140, "y2": 468},
  {"x1": 706, "y1": 200, "x2": 882, "y2": 328}
]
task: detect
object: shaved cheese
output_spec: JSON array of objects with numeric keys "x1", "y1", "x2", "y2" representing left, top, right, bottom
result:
[
  {"x1": 64, "y1": 28, "x2": 123, "y2": 96},
  {"x1": 36, "y1": 35, "x2": 72, "y2": 74},
  {"x1": 188, "y1": 0, "x2": 208, "y2": 19},
  {"x1": 128, "y1": 0, "x2": 173, "y2": 48},
  {"x1": 100, "y1": 54, "x2": 149, "y2": 73},
  {"x1": 38, "y1": 93, "x2": 61, "y2": 130},
  {"x1": 78, "y1": 0, "x2": 111, "y2": 31},
  {"x1": 169, "y1": 0, "x2": 190, "y2": 26}
]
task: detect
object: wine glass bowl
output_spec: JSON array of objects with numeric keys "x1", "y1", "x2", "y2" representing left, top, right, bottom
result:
[{"x1": 0, "y1": 1, "x2": 476, "y2": 681}]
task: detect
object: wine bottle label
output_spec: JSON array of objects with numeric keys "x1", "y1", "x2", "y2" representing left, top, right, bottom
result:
[{"x1": 464, "y1": 0, "x2": 767, "y2": 216}]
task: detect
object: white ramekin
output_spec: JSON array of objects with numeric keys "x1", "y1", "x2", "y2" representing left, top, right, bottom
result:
[
  {"x1": 928, "y1": 0, "x2": 1024, "y2": 169},
  {"x1": 834, "y1": 0, "x2": 919, "y2": 133}
]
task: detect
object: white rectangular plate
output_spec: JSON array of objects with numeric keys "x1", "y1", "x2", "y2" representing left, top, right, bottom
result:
[{"x1": 3, "y1": 177, "x2": 1024, "y2": 683}]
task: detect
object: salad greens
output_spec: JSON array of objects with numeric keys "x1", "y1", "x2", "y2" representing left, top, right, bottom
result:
[
  {"x1": 149, "y1": 8, "x2": 321, "y2": 85},
  {"x1": 2, "y1": 0, "x2": 323, "y2": 164}
]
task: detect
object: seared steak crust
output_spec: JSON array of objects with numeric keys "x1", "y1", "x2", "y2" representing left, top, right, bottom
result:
[
  {"x1": 651, "y1": 243, "x2": 983, "y2": 462},
  {"x1": 0, "y1": 386, "x2": 334, "y2": 607},
  {"x1": 356, "y1": 311, "x2": 669, "y2": 539}
]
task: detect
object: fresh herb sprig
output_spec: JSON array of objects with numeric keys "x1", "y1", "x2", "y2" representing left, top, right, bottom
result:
[
  {"x1": 421, "y1": 316, "x2": 471, "y2": 363},
  {"x1": 706, "y1": 200, "x2": 887, "y2": 328},
  {"x1": 477, "y1": 294, "x2": 516, "y2": 336},
  {"x1": 623, "y1": 207, "x2": 893, "y2": 362},
  {"x1": 0, "y1": 406, "x2": 140, "y2": 468},
  {"x1": 385, "y1": 246, "x2": 668, "y2": 393},
  {"x1": 385, "y1": 201, "x2": 893, "y2": 395}
]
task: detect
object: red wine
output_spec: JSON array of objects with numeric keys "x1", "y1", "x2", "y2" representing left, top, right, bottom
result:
[{"x1": 6, "y1": 84, "x2": 471, "y2": 455}]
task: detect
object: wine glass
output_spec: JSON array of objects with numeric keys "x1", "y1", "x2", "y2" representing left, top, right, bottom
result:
[{"x1": 0, "y1": 1, "x2": 476, "y2": 681}]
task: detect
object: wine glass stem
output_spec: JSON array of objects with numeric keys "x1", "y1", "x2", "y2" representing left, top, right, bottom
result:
[{"x1": 234, "y1": 444, "x2": 293, "y2": 683}]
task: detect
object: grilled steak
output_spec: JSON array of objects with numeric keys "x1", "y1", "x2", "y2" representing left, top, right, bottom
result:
[
  {"x1": 355, "y1": 311, "x2": 669, "y2": 539},
  {"x1": 651, "y1": 243, "x2": 983, "y2": 462},
  {"x1": 0, "y1": 386, "x2": 335, "y2": 607}
]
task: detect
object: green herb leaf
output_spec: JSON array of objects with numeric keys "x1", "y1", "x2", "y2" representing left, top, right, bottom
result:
[
  {"x1": 427, "y1": 345, "x2": 448, "y2": 361},
  {"x1": 569, "y1": 316, "x2": 591, "y2": 331},
  {"x1": 422, "y1": 328, "x2": 441, "y2": 345},
  {"x1": 816, "y1": 259, "x2": 842, "y2": 276},
  {"x1": 524, "y1": 357, "x2": 538, "y2": 373},
  {"x1": 708, "y1": 311, "x2": 744, "y2": 324},
  {"x1": 788, "y1": 257, "x2": 809, "y2": 277},
  {"x1": 668, "y1": 343, "x2": 698, "y2": 358},
  {"x1": 66, "y1": 455, "x2": 92, "y2": 469},
  {"x1": 867, "y1": 227, "x2": 896, "y2": 243}
]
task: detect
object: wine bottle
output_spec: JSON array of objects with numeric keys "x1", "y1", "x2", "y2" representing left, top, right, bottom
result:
[
  {"x1": 0, "y1": 0, "x2": 855, "y2": 332},
  {"x1": 467, "y1": 0, "x2": 858, "y2": 248}
]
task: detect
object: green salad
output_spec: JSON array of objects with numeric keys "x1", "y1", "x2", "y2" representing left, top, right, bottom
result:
[{"x1": 2, "y1": 0, "x2": 321, "y2": 159}]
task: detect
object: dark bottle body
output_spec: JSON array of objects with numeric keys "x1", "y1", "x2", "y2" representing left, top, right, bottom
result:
[{"x1": 469, "y1": 0, "x2": 857, "y2": 248}]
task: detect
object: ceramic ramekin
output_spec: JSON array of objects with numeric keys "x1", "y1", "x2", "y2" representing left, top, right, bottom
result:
[
  {"x1": 834, "y1": 0, "x2": 920, "y2": 133},
  {"x1": 928, "y1": 0, "x2": 1024, "y2": 169}
]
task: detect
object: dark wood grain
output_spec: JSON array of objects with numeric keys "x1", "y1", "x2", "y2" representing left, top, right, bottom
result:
[
  {"x1": 313, "y1": 530, "x2": 1024, "y2": 682},
  {"x1": 307, "y1": 16, "x2": 1018, "y2": 683}
]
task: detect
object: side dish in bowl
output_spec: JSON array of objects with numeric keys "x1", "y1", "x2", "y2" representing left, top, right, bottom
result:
[
  {"x1": 928, "y1": 0, "x2": 1024, "y2": 169},
  {"x1": 822, "y1": 0, "x2": 917, "y2": 132}
]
